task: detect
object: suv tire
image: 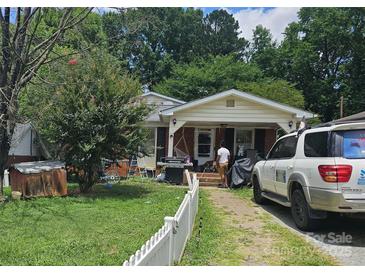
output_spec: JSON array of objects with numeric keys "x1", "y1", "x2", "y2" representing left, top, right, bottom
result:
[
  {"x1": 291, "y1": 188, "x2": 320, "y2": 231},
  {"x1": 253, "y1": 176, "x2": 267, "y2": 204}
]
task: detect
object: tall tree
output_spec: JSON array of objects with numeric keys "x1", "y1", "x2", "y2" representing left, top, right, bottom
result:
[
  {"x1": 0, "y1": 7, "x2": 92, "y2": 195},
  {"x1": 103, "y1": 8, "x2": 248, "y2": 87},
  {"x1": 154, "y1": 54, "x2": 305, "y2": 108},
  {"x1": 103, "y1": 8, "x2": 207, "y2": 86},
  {"x1": 204, "y1": 9, "x2": 248, "y2": 58},
  {"x1": 20, "y1": 51, "x2": 150, "y2": 193},
  {"x1": 249, "y1": 25, "x2": 278, "y2": 76},
  {"x1": 154, "y1": 55, "x2": 262, "y2": 101},
  {"x1": 276, "y1": 8, "x2": 365, "y2": 121},
  {"x1": 342, "y1": 8, "x2": 365, "y2": 116}
]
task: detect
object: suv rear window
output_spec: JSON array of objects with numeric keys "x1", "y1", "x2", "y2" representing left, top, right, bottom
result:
[
  {"x1": 304, "y1": 132, "x2": 329, "y2": 157},
  {"x1": 342, "y1": 130, "x2": 365, "y2": 159}
]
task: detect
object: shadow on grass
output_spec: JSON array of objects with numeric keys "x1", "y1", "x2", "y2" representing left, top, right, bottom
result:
[
  {"x1": 80, "y1": 183, "x2": 152, "y2": 201},
  {"x1": 0, "y1": 182, "x2": 155, "y2": 239}
]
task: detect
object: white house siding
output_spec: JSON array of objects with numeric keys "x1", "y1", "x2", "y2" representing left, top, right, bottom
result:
[
  {"x1": 143, "y1": 93, "x2": 183, "y2": 124},
  {"x1": 140, "y1": 92, "x2": 185, "y2": 164},
  {"x1": 9, "y1": 123, "x2": 39, "y2": 157},
  {"x1": 175, "y1": 95, "x2": 294, "y2": 124}
]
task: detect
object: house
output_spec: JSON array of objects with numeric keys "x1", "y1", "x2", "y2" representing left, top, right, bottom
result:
[{"x1": 141, "y1": 89, "x2": 315, "y2": 169}]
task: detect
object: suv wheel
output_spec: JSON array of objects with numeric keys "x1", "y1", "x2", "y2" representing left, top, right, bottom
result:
[
  {"x1": 291, "y1": 188, "x2": 320, "y2": 231},
  {"x1": 253, "y1": 176, "x2": 267, "y2": 204}
]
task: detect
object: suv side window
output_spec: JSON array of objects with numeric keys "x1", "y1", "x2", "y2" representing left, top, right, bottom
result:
[
  {"x1": 268, "y1": 136, "x2": 298, "y2": 160},
  {"x1": 304, "y1": 132, "x2": 329, "y2": 157}
]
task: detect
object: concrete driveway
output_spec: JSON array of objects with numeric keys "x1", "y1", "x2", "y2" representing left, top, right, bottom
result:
[{"x1": 258, "y1": 201, "x2": 365, "y2": 266}]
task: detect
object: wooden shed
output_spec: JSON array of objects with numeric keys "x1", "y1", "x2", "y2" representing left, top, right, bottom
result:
[{"x1": 10, "y1": 160, "x2": 67, "y2": 198}]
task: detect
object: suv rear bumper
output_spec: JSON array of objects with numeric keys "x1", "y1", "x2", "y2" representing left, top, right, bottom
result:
[{"x1": 308, "y1": 187, "x2": 365, "y2": 213}]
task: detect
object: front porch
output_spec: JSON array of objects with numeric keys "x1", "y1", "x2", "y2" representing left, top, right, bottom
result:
[
  {"x1": 141, "y1": 89, "x2": 315, "y2": 185},
  {"x1": 165, "y1": 123, "x2": 278, "y2": 186},
  {"x1": 167, "y1": 123, "x2": 278, "y2": 168}
]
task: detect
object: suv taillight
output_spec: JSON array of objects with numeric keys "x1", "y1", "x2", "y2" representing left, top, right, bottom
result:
[{"x1": 318, "y1": 165, "x2": 353, "y2": 183}]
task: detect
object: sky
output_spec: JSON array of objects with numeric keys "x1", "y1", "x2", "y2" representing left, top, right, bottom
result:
[{"x1": 199, "y1": 7, "x2": 300, "y2": 42}]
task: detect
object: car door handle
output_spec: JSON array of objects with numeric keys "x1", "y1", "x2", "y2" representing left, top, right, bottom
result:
[
  {"x1": 269, "y1": 164, "x2": 275, "y2": 168},
  {"x1": 287, "y1": 165, "x2": 293, "y2": 170}
]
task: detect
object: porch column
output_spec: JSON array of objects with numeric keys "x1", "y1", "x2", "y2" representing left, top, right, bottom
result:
[
  {"x1": 167, "y1": 118, "x2": 186, "y2": 157},
  {"x1": 277, "y1": 122, "x2": 294, "y2": 134}
]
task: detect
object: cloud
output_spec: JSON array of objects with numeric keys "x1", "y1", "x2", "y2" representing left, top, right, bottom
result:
[
  {"x1": 231, "y1": 7, "x2": 300, "y2": 42},
  {"x1": 94, "y1": 7, "x2": 118, "y2": 14}
]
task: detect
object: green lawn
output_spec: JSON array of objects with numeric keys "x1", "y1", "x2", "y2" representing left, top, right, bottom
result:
[
  {"x1": 0, "y1": 179, "x2": 185, "y2": 266},
  {"x1": 179, "y1": 190, "x2": 229, "y2": 265}
]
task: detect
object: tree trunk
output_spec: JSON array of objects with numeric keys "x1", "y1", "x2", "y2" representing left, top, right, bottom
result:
[
  {"x1": 0, "y1": 126, "x2": 11, "y2": 195},
  {"x1": 77, "y1": 167, "x2": 95, "y2": 194}
]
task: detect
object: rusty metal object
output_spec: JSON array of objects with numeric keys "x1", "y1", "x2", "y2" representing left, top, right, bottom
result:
[{"x1": 10, "y1": 161, "x2": 67, "y2": 198}]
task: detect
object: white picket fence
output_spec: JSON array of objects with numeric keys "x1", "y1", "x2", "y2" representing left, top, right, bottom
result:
[{"x1": 123, "y1": 171, "x2": 199, "y2": 266}]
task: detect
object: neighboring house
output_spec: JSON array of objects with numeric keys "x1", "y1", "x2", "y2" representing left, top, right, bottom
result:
[
  {"x1": 6, "y1": 122, "x2": 50, "y2": 167},
  {"x1": 141, "y1": 89, "x2": 315, "y2": 167}
]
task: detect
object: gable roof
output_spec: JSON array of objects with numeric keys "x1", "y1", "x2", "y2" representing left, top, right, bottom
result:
[
  {"x1": 141, "y1": 91, "x2": 186, "y2": 105},
  {"x1": 160, "y1": 89, "x2": 315, "y2": 119}
]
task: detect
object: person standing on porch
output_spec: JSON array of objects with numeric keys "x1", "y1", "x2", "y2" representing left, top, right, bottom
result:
[{"x1": 216, "y1": 140, "x2": 230, "y2": 188}]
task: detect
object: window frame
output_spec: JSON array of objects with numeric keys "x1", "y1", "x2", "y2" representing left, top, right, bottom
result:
[
  {"x1": 304, "y1": 131, "x2": 331, "y2": 158},
  {"x1": 226, "y1": 99, "x2": 235, "y2": 107},
  {"x1": 267, "y1": 135, "x2": 298, "y2": 160},
  {"x1": 334, "y1": 129, "x2": 365, "y2": 159},
  {"x1": 195, "y1": 128, "x2": 215, "y2": 159}
]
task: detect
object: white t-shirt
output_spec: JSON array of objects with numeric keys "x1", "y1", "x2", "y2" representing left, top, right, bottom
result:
[{"x1": 217, "y1": 147, "x2": 230, "y2": 164}]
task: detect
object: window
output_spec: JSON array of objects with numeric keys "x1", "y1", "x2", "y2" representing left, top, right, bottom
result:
[
  {"x1": 268, "y1": 136, "x2": 298, "y2": 159},
  {"x1": 235, "y1": 129, "x2": 253, "y2": 156},
  {"x1": 342, "y1": 130, "x2": 365, "y2": 159},
  {"x1": 197, "y1": 129, "x2": 212, "y2": 157},
  {"x1": 142, "y1": 127, "x2": 156, "y2": 156},
  {"x1": 304, "y1": 132, "x2": 329, "y2": 157},
  {"x1": 226, "y1": 99, "x2": 235, "y2": 107}
]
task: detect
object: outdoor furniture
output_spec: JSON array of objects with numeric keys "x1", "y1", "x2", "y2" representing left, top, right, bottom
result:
[
  {"x1": 99, "y1": 158, "x2": 126, "y2": 182},
  {"x1": 128, "y1": 155, "x2": 149, "y2": 178},
  {"x1": 140, "y1": 156, "x2": 157, "y2": 178},
  {"x1": 157, "y1": 158, "x2": 193, "y2": 184}
]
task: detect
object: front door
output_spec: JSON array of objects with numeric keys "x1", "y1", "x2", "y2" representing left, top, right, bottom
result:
[
  {"x1": 194, "y1": 128, "x2": 215, "y2": 165},
  {"x1": 224, "y1": 128, "x2": 235, "y2": 158}
]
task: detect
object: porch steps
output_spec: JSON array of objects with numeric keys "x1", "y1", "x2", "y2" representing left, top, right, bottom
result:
[{"x1": 195, "y1": 172, "x2": 222, "y2": 187}]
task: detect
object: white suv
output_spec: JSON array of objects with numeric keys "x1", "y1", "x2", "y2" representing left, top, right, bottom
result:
[{"x1": 252, "y1": 122, "x2": 365, "y2": 231}]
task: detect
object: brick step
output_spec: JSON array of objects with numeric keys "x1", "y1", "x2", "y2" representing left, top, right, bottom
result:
[
  {"x1": 196, "y1": 172, "x2": 220, "y2": 179},
  {"x1": 199, "y1": 181, "x2": 221, "y2": 187},
  {"x1": 197, "y1": 177, "x2": 222, "y2": 183}
]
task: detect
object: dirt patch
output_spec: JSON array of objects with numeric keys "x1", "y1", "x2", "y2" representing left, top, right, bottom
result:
[{"x1": 206, "y1": 188, "x2": 282, "y2": 265}]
